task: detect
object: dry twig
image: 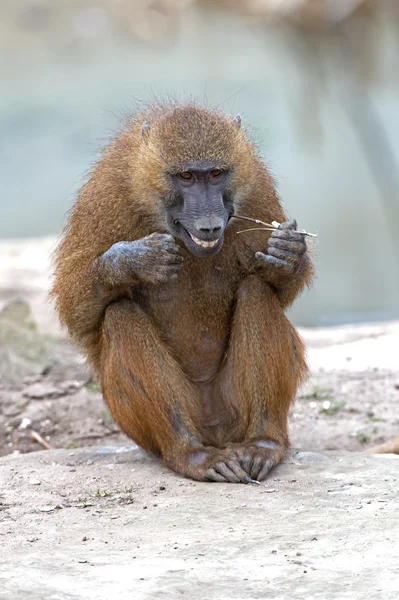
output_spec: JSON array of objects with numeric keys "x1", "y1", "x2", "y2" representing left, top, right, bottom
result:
[
  {"x1": 31, "y1": 430, "x2": 52, "y2": 450},
  {"x1": 233, "y1": 214, "x2": 317, "y2": 238}
]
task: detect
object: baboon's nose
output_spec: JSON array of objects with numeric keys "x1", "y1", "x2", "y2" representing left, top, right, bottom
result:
[{"x1": 194, "y1": 215, "x2": 223, "y2": 238}]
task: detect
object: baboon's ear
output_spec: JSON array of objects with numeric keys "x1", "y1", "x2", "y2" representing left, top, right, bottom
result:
[
  {"x1": 141, "y1": 122, "x2": 151, "y2": 138},
  {"x1": 232, "y1": 114, "x2": 242, "y2": 128}
]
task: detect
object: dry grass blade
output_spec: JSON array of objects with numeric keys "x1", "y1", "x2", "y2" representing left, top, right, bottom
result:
[
  {"x1": 233, "y1": 214, "x2": 275, "y2": 228},
  {"x1": 233, "y1": 214, "x2": 317, "y2": 238},
  {"x1": 237, "y1": 227, "x2": 277, "y2": 234}
]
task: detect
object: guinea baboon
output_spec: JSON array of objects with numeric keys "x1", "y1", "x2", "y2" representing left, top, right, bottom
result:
[{"x1": 51, "y1": 102, "x2": 314, "y2": 483}]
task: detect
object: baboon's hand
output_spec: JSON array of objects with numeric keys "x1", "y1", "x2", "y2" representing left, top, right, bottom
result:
[
  {"x1": 255, "y1": 220, "x2": 306, "y2": 275},
  {"x1": 100, "y1": 233, "x2": 183, "y2": 287}
]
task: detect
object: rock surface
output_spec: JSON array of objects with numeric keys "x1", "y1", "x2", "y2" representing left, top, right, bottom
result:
[
  {"x1": 0, "y1": 298, "x2": 53, "y2": 381},
  {"x1": 0, "y1": 236, "x2": 58, "y2": 335},
  {"x1": 0, "y1": 446, "x2": 398, "y2": 599}
]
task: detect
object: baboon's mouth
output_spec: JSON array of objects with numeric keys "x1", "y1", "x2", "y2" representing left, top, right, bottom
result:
[
  {"x1": 188, "y1": 233, "x2": 220, "y2": 249},
  {"x1": 178, "y1": 225, "x2": 224, "y2": 257}
]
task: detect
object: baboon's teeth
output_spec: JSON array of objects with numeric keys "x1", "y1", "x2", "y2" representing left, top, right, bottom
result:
[{"x1": 189, "y1": 233, "x2": 219, "y2": 248}]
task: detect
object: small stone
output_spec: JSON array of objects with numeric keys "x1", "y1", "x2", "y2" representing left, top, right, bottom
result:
[
  {"x1": 59, "y1": 380, "x2": 81, "y2": 392},
  {"x1": 23, "y1": 383, "x2": 61, "y2": 399},
  {"x1": 19, "y1": 417, "x2": 32, "y2": 430},
  {"x1": 38, "y1": 505, "x2": 62, "y2": 512}
]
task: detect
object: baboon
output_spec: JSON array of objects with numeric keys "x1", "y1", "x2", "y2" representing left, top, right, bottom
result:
[{"x1": 51, "y1": 102, "x2": 314, "y2": 483}]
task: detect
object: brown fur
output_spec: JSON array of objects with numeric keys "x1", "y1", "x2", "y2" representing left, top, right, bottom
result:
[{"x1": 51, "y1": 101, "x2": 314, "y2": 482}]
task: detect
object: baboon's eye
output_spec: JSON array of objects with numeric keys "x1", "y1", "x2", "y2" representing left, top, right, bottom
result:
[
  {"x1": 210, "y1": 169, "x2": 223, "y2": 178},
  {"x1": 179, "y1": 171, "x2": 193, "y2": 180}
]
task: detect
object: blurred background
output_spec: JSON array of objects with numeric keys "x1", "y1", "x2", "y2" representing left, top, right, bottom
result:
[{"x1": 1, "y1": 0, "x2": 399, "y2": 328}]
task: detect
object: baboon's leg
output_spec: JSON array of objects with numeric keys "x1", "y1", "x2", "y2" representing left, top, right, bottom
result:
[
  {"x1": 219, "y1": 275, "x2": 308, "y2": 480},
  {"x1": 100, "y1": 300, "x2": 254, "y2": 483}
]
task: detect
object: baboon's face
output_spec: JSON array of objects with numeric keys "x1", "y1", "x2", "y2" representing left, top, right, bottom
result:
[{"x1": 166, "y1": 163, "x2": 233, "y2": 258}]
